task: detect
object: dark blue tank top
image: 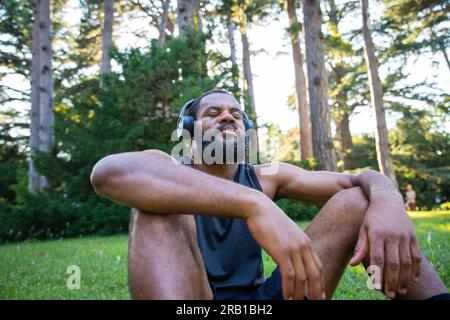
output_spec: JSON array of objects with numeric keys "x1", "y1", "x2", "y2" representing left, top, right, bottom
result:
[{"x1": 193, "y1": 163, "x2": 265, "y2": 291}]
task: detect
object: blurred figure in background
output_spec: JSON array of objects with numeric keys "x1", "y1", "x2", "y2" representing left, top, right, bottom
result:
[{"x1": 405, "y1": 184, "x2": 417, "y2": 211}]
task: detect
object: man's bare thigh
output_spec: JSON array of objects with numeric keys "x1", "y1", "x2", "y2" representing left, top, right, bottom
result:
[
  {"x1": 128, "y1": 209, "x2": 213, "y2": 299},
  {"x1": 304, "y1": 187, "x2": 368, "y2": 298}
]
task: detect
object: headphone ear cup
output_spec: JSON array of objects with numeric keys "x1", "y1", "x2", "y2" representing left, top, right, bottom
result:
[
  {"x1": 183, "y1": 116, "x2": 195, "y2": 137},
  {"x1": 245, "y1": 119, "x2": 254, "y2": 130},
  {"x1": 243, "y1": 112, "x2": 254, "y2": 130}
]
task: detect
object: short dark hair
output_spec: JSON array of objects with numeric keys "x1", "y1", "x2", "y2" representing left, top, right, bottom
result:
[{"x1": 188, "y1": 89, "x2": 234, "y2": 120}]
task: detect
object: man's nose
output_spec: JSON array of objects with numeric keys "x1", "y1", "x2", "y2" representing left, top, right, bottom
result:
[{"x1": 218, "y1": 111, "x2": 236, "y2": 124}]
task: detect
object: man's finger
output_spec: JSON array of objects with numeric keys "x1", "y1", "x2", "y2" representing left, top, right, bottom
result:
[
  {"x1": 292, "y1": 254, "x2": 306, "y2": 300},
  {"x1": 398, "y1": 239, "x2": 412, "y2": 295},
  {"x1": 369, "y1": 235, "x2": 384, "y2": 291},
  {"x1": 384, "y1": 240, "x2": 400, "y2": 299},
  {"x1": 410, "y1": 239, "x2": 422, "y2": 283},
  {"x1": 280, "y1": 259, "x2": 295, "y2": 300},
  {"x1": 302, "y1": 249, "x2": 324, "y2": 300},
  {"x1": 310, "y1": 249, "x2": 326, "y2": 299},
  {"x1": 350, "y1": 227, "x2": 369, "y2": 266}
]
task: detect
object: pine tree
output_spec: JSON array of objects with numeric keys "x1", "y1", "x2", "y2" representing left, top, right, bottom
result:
[
  {"x1": 29, "y1": 0, "x2": 54, "y2": 192},
  {"x1": 286, "y1": 0, "x2": 313, "y2": 160},
  {"x1": 360, "y1": 0, "x2": 396, "y2": 182},
  {"x1": 302, "y1": 0, "x2": 336, "y2": 171}
]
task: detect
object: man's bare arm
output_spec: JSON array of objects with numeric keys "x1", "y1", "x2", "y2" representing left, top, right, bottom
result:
[
  {"x1": 91, "y1": 149, "x2": 266, "y2": 219},
  {"x1": 267, "y1": 162, "x2": 354, "y2": 204},
  {"x1": 272, "y1": 162, "x2": 421, "y2": 298},
  {"x1": 269, "y1": 162, "x2": 400, "y2": 204}
]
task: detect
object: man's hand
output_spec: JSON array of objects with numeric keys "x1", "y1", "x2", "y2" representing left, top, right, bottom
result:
[
  {"x1": 349, "y1": 191, "x2": 422, "y2": 298},
  {"x1": 245, "y1": 200, "x2": 325, "y2": 300}
]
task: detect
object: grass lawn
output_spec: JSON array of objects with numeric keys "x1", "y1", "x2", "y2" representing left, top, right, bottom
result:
[{"x1": 0, "y1": 211, "x2": 448, "y2": 299}]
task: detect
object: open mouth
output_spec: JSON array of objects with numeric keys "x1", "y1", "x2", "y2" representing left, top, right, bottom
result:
[{"x1": 220, "y1": 127, "x2": 237, "y2": 136}]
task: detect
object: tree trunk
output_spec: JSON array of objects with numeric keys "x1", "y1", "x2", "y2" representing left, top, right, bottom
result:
[
  {"x1": 158, "y1": 0, "x2": 171, "y2": 44},
  {"x1": 338, "y1": 112, "x2": 354, "y2": 170},
  {"x1": 302, "y1": 0, "x2": 336, "y2": 171},
  {"x1": 360, "y1": 0, "x2": 396, "y2": 183},
  {"x1": 177, "y1": 0, "x2": 195, "y2": 37},
  {"x1": 29, "y1": 0, "x2": 41, "y2": 193},
  {"x1": 239, "y1": 13, "x2": 258, "y2": 131},
  {"x1": 101, "y1": 0, "x2": 114, "y2": 74},
  {"x1": 287, "y1": 0, "x2": 313, "y2": 161},
  {"x1": 328, "y1": 0, "x2": 354, "y2": 169},
  {"x1": 38, "y1": 0, "x2": 54, "y2": 189},
  {"x1": 193, "y1": 0, "x2": 202, "y2": 32},
  {"x1": 226, "y1": 14, "x2": 240, "y2": 92}
]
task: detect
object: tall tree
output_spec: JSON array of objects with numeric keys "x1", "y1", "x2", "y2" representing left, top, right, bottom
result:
[
  {"x1": 100, "y1": 0, "x2": 114, "y2": 74},
  {"x1": 177, "y1": 0, "x2": 200, "y2": 37},
  {"x1": 226, "y1": 9, "x2": 240, "y2": 93},
  {"x1": 302, "y1": 0, "x2": 336, "y2": 171},
  {"x1": 158, "y1": 0, "x2": 171, "y2": 44},
  {"x1": 239, "y1": 11, "x2": 258, "y2": 131},
  {"x1": 29, "y1": 0, "x2": 54, "y2": 192},
  {"x1": 286, "y1": 0, "x2": 313, "y2": 160},
  {"x1": 215, "y1": 0, "x2": 244, "y2": 99},
  {"x1": 325, "y1": 0, "x2": 359, "y2": 170},
  {"x1": 29, "y1": 0, "x2": 41, "y2": 192},
  {"x1": 360, "y1": 0, "x2": 396, "y2": 182}
]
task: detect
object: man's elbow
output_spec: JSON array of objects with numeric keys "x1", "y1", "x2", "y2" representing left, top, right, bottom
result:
[
  {"x1": 90, "y1": 156, "x2": 117, "y2": 196},
  {"x1": 354, "y1": 169, "x2": 379, "y2": 180}
]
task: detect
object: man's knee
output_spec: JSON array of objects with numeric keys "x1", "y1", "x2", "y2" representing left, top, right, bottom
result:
[
  {"x1": 131, "y1": 209, "x2": 195, "y2": 234},
  {"x1": 331, "y1": 186, "x2": 369, "y2": 217},
  {"x1": 324, "y1": 187, "x2": 369, "y2": 235},
  {"x1": 129, "y1": 209, "x2": 198, "y2": 255}
]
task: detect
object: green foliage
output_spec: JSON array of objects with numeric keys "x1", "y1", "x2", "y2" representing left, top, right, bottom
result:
[
  {"x1": 0, "y1": 0, "x2": 32, "y2": 103},
  {"x1": 381, "y1": 0, "x2": 449, "y2": 60},
  {"x1": 390, "y1": 106, "x2": 450, "y2": 209},
  {"x1": 347, "y1": 135, "x2": 378, "y2": 171},
  {"x1": 341, "y1": 106, "x2": 450, "y2": 210},
  {"x1": 276, "y1": 198, "x2": 320, "y2": 221},
  {"x1": 0, "y1": 112, "x2": 27, "y2": 203},
  {"x1": 1, "y1": 30, "x2": 236, "y2": 243}
]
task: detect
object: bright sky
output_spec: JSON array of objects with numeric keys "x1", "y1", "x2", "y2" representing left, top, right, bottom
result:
[{"x1": 2, "y1": 0, "x2": 449, "y2": 139}]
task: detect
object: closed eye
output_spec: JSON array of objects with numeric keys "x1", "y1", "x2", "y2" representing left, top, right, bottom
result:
[{"x1": 207, "y1": 110, "x2": 219, "y2": 116}]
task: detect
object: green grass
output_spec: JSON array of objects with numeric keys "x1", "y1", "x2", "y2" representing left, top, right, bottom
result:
[{"x1": 0, "y1": 211, "x2": 448, "y2": 299}]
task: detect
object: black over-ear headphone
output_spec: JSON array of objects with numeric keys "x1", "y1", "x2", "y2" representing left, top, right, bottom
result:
[{"x1": 176, "y1": 99, "x2": 254, "y2": 138}]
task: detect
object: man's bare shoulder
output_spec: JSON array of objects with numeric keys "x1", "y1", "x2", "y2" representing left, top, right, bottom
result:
[
  {"x1": 253, "y1": 161, "x2": 306, "y2": 177},
  {"x1": 252, "y1": 162, "x2": 306, "y2": 200}
]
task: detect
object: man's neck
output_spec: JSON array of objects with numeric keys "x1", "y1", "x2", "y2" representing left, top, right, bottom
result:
[{"x1": 192, "y1": 162, "x2": 239, "y2": 181}]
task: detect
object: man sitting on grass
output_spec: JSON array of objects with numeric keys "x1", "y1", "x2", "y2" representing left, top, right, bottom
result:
[{"x1": 90, "y1": 90, "x2": 448, "y2": 300}]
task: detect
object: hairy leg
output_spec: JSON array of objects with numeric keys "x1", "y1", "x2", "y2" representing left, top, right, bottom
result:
[
  {"x1": 304, "y1": 187, "x2": 369, "y2": 298},
  {"x1": 393, "y1": 252, "x2": 447, "y2": 299},
  {"x1": 304, "y1": 187, "x2": 448, "y2": 299},
  {"x1": 128, "y1": 209, "x2": 213, "y2": 299}
]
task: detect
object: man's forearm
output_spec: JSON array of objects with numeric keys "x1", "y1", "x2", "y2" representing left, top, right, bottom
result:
[
  {"x1": 91, "y1": 150, "x2": 268, "y2": 219},
  {"x1": 352, "y1": 169, "x2": 402, "y2": 202}
]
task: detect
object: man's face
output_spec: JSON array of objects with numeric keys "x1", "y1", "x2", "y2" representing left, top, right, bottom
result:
[
  {"x1": 196, "y1": 93, "x2": 245, "y2": 138},
  {"x1": 194, "y1": 93, "x2": 246, "y2": 164}
]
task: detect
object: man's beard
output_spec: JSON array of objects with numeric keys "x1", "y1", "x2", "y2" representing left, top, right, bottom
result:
[{"x1": 199, "y1": 135, "x2": 246, "y2": 164}]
